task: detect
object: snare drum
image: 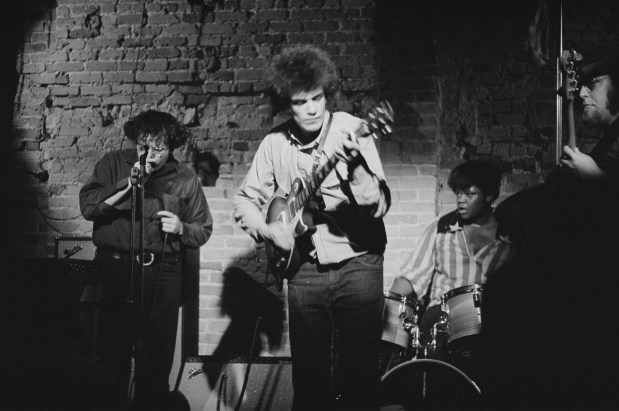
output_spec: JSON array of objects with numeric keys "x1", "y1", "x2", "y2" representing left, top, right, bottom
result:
[
  {"x1": 442, "y1": 284, "x2": 483, "y2": 345},
  {"x1": 380, "y1": 359, "x2": 481, "y2": 410},
  {"x1": 382, "y1": 291, "x2": 417, "y2": 351}
]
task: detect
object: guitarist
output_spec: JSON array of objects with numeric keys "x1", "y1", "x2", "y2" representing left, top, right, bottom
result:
[{"x1": 233, "y1": 45, "x2": 390, "y2": 411}]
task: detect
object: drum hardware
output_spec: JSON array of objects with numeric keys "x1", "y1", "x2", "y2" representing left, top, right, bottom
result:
[
  {"x1": 381, "y1": 291, "x2": 418, "y2": 351},
  {"x1": 429, "y1": 311, "x2": 448, "y2": 351},
  {"x1": 473, "y1": 288, "x2": 481, "y2": 325},
  {"x1": 402, "y1": 317, "x2": 420, "y2": 351}
]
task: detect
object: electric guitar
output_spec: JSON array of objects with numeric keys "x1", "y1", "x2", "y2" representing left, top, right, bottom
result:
[{"x1": 265, "y1": 101, "x2": 395, "y2": 291}]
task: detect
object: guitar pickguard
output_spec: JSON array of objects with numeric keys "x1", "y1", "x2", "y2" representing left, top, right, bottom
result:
[{"x1": 264, "y1": 179, "x2": 317, "y2": 291}]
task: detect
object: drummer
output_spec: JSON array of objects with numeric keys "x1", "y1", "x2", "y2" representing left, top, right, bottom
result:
[{"x1": 389, "y1": 160, "x2": 515, "y2": 356}]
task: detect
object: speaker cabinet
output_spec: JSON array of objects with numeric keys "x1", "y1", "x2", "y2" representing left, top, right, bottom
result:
[{"x1": 174, "y1": 356, "x2": 293, "y2": 411}]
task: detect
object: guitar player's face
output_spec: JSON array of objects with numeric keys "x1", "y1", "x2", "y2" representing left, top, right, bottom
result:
[
  {"x1": 580, "y1": 75, "x2": 614, "y2": 126},
  {"x1": 289, "y1": 87, "x2": 327, "y2": 139}
]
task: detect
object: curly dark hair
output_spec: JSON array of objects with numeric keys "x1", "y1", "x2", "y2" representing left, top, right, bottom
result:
[
  {"x1": 448, "y1": 160, "x2": 502, "y2": 201},
  {"x1": 123, "y1": 110, "x2": 190, "y2": 150},
  {"x1": 266, "y1": 45, "x2": 339, "y2": 112}
]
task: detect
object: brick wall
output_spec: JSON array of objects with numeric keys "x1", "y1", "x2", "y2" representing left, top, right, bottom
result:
[{"x1": 4, "y1": 0, "x2": 619, "y2": 355}]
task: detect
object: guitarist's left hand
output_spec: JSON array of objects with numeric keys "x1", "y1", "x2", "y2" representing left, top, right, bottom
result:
[
  {"x1": 561, "y1": 145, "x2": 605, "y2": 179},
  {"x1": 334, "y1": 130, "x2": 362, "y2": 164}
]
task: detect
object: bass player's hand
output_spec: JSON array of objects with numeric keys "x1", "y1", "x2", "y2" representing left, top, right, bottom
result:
[{"x1": 561, "y1": 145, "x2": 604, "y2": 179}]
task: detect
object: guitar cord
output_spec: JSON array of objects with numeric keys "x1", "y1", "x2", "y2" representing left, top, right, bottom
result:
[{"x1": 233, "y1": 314, "x2": 262, "y2": 411}]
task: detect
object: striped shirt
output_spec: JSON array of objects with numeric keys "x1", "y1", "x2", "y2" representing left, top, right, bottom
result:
[{"x1": 402, "y1": 210, "x2": 513, "y2": 307}]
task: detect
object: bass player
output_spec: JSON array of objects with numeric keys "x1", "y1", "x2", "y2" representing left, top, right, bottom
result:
[{"x1": 233, "y1": 45, "x2": 391, "y2": 411}]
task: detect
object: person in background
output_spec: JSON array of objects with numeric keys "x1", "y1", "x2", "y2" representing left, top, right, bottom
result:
[
  {"x1": 79, "y1": 110, "x2": 213, "y2": 410},
  {"x1": 233, "y1": 45, "x2": 390, "y2": 411},
  {"x1": 193, "y1": 150, "x2": 220, "y2": 187}
]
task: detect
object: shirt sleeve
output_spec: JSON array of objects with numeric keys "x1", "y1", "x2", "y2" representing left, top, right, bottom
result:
[
  {"x1": 233, "y1": 136, "x2": 275, "y2": 240},
  {"x1": 180, "y1": 174, "x2": 213, "y2": 249},
  {"x1": 79, "y1": 153, "x2": 131, "y2": 221},
  {"x1": 400, "y1": 218, "x2": 439, "y2": 297},
  {"x1": 337, "y1": 114, "x2": 390, "y2": 216}
]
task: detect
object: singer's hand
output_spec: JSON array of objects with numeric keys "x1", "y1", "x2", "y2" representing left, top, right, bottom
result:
[
  {"x1": 132, "y1": 161, "x2": 153, "y2": 176},
  {"x1": 157, "y1": 211, "x2": 183, "y2": 235}
]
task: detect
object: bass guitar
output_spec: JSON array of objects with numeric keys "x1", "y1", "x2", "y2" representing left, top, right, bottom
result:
[
  {"x1": 265, "y1": 101, "x2": 395, "y2": 291},
  {"x1": 560, "y1": 48, "x2": 582, "y2": 150}
]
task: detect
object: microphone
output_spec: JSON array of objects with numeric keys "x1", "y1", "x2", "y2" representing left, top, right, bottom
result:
[{"x1": 139, "y1": 144, "x2": 150, "y2": 165}]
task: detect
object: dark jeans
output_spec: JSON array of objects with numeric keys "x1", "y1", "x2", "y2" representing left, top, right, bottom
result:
[
  {"x1": 94, "y1": 255, "x2": 182, "y2": 410},
  {"x1": 287, "y1": 253, "x2": 384, "y2": 411}
]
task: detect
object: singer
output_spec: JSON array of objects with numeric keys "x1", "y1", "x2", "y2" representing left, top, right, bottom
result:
[{"x1": 79, "y1": 110, "x2": 213, "y2": 410}]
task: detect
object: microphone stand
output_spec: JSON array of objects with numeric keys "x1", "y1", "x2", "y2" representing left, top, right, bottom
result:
[{"x1": 127, "y1": 146, "x2": 148, "y2": 402}]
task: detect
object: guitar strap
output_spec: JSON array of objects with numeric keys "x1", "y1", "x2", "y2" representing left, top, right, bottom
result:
[{"x1": 310, "y1": 112, "x2": 333, "y2": 210}]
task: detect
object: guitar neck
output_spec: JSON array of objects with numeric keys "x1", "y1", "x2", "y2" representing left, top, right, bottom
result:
[
  {"x1": 567, "y1": 99, "x2": 576, "y2": 149},
  {"x1": 291, "y1": 154, "x2": 339, "y2": 214}
]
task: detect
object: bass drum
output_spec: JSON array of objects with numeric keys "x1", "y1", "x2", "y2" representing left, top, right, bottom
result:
[{"x1": 380, "y1": 359, "x2": 481, "y2": 411}]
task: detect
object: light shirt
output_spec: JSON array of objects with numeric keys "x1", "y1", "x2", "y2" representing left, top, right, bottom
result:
[{"x1": 234, "y1": 111, "x2": 388, "y2": 264}]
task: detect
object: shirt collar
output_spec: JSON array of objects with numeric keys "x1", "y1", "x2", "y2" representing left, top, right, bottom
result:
[{"x1": 286, "y1": 111, "x2": 331, "y2": 151}]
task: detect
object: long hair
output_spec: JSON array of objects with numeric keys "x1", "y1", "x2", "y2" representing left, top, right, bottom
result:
[
  {"x1": 123, "y1": 110, "x2": 190, "y2": 150},
  {"x1": 266, "y1": 45, "x2": 339, "y2": 112}
]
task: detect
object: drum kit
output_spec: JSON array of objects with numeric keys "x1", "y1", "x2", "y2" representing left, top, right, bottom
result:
[{"x1": 380, "y1": 285, "x2": 484, "y2": 410}]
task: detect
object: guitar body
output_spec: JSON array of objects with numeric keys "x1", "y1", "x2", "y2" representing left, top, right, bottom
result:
[{"x1": 265, "y1": 178, "x2": 316, "y2": 291}]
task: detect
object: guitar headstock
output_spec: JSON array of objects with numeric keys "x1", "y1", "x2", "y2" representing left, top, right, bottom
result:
[
  {"x1": 365, "y1": 100, "x2": 395, "y2": 140},
  {"x1": 560, "y1": 49, "x2": 583, "y2": 101}
]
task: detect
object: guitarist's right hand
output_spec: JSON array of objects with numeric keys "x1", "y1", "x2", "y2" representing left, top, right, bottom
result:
[{"x1": 260, "y1": 220, "x2": 295, "y2": 251}]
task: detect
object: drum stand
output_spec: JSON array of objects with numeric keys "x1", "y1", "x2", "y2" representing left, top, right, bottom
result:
[{"x1": 401, "y1": 308, "x2": 449, "y2": 360}]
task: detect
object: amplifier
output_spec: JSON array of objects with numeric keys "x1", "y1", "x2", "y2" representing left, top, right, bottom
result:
[
  {"x1": 173, "y1": 356, "x2": 293, "y2": 411},
  {"x1": 55, "y1": 236, "x2": 97, "y2": 260}
]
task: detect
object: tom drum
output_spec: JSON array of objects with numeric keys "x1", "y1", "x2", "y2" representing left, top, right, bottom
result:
[{"x1": 442, "y1": 284, "x2": 483, "y2": 345}]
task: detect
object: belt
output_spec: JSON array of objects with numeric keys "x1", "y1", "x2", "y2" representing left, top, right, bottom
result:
[{"x1": 96, "y1": 248, "x2": 179, "y2": 266}]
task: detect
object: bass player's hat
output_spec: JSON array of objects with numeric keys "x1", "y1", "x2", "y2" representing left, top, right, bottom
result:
[{"x1": 580, "y1": 46, "x2": 619, "y2": 84}]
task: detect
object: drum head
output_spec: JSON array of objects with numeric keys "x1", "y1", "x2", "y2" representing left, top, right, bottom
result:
[{"x1": 380, "y1": 359, "x2": 480, "y2": 411}]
